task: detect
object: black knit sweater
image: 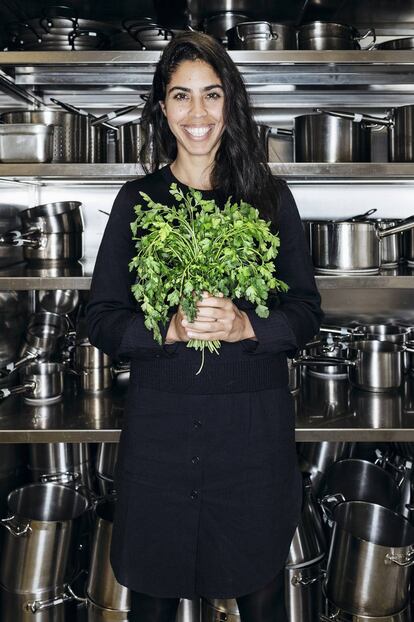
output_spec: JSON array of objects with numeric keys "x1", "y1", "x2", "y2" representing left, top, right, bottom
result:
[{"x1": 86, "y1": 164, "x2": 323, "y2": 394}]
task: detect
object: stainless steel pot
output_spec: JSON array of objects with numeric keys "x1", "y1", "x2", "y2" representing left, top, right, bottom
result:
[
  {"x1": 0, "y1": 109, "x2": 87, "y2": 162},
  {"x1": 0, "y1": 362, "x2": 65, "y2": 403},
  {"x1": 304, "y1": 339, "x2": 350, "y2": 378},
  {"x1": 203, "y1": 12, "x2": 249, "y2": 45},
  {"x1": 87, "y1": 499, "x2": 130, "y2": 611},
  {"x1": 322, "y1": 323, "x2": 413, "y2": 345},
  {"x1": 285, "y1": 561, "x2": 325, "y2": 622},
  {"x1": 375, "y1": 219, "x2": 403, "y2": 266},
  {"x1": 293, "y1": 113, "x2": 373, "y2": 162},
  {"x1": 0, "y1": 583, "x2": 77, "y2": 621},
  {"x1": 96, "y1": 443, "x2": 119, "y2": 481},
  {"x1": 404, "y1": 228, "x2": 414, "y2": 265},
  {"x1": 325, "y1": 500, "x2": 414, "y2": 617},
  {"x1": 297, "y1": 21, "x2": 375, "y2": 50},
  {"x1": 0, "y1": 124, "x2": 54, "y2": 163},
  {"x1": 297, "y1": 442, "x2": 356, "y2": 494},
  {"x1": 322, "y1": 458, "x2": 400, "y2": 509},
  {"x1": 310, "y1": 218, "x2": 414, "y2": 274},
  {"x1": 28, "y1": 442, "x2": 91, "y2": 473},
  {"x1": 286, "y1": 476, "x2": 326, "y2": 568},
  {"x1": 38, "y1": 289, "x2": 79, "y2": 315},
  {"x1": 296, "y1": 340, "x2": 405, "y2": 392},
  {"x1": 202, "y1": 598, "x2": 240, "y2": 622},
  {"x1": 50, "y1": 98, "x2": 112, "y2": 163},
  {"x1": 376, "y1": 37, "x2": 414, "y2": 50},
  {"x1": 0, "y1": 482, "x2": 89, "y2": 592},
  {"x1": 0, "y1": 201, "x2": 84, "y2": 266},
  {"x1": 75, "y1": 339, "x2": 112, "y2": 369},
  {"x1": 227, "y1": 21, "x2": 297, "y2": 50},
  {"x1": 322, "y1": 601, "x2": 412, "y2": 622}
]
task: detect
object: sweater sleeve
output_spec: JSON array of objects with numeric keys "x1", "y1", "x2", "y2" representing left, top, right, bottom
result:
[
  {"x1": 85, "y1": 181, "x2": 178, "y2": 360},
  {"x1": 241, "y1": 181, "x2": 323, "y2": 356}
]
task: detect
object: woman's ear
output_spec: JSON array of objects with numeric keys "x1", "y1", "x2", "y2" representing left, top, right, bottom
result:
[{"x1": 159, "y1": 101, "x2": 166, "y2": 116}]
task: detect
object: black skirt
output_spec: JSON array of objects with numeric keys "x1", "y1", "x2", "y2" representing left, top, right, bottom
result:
[{"x1": 109, "y1": 381, "x2": 303, "y2": 599}]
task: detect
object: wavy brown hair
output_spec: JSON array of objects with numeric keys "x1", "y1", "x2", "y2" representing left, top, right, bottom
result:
[{"x1": 139, "y1": 31, "x2": 284, "y2": 224}]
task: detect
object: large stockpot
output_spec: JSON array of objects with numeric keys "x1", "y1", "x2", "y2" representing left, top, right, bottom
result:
[
  {"x1": 325, "y1": 501, "x2": 414, "y2": 617},
  {"x1": 322, "y1": 458, "x2": 400, "y2": 510},
  {"x1": 0, "y1": 482, "x2": 88, "y2": 592},
  {"x1": 321, "y1": 602, "x2": 412, "y2": 622},
  {"x1": 309, "y1": 218, "x2": 414, "y2": 274},
  {"x1": 0, "y1": 583, "x2": 77, "y2": 621},
  {"x1": 87, "y1": 499, "x2": 130, "y2": 611},
  {"x1": 28, "y1": 442, "x2": 91, "y2": 473},
  {"x1": 0, "y1": 201, "x2": 84, "y2": 265},
  {"x1": 297, "y1": 21, "x2": 375, "y2": 50},
  {"x1": 0, "y1": 109, "x2": 87, "y2": 162},
  {"x1": 319, "y1": 107, "x2": 414, "y2": 163},
  {"x1": 293, "y1": 112, "x2": 377, "y2": 162},
  {"x1": 227, "y1": 21, "x2": 297, "y2": 50},
  {"x1": 296, "y1": 340, "x2": 406, "y2": 392}
]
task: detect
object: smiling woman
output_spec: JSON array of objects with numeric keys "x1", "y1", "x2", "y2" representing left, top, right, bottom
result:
[{"x1": 86, "y1": 30, "x2": 323, "y2": 622}]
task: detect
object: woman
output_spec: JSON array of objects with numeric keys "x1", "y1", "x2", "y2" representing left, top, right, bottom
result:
[{"x1": 86, "y1": 31, "x2": 323, "y2": 622}]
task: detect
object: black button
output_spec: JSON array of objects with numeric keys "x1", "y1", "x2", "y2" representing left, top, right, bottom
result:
[
  {"x1": 191, "y1": 456, "x2": 200, "y2": 464},
  {"x1": 190, "y1": 489, "x2": 199, "y2": 500},
  {"x1": 193, "y1": 419, "x2": 202, "y2": 429}
]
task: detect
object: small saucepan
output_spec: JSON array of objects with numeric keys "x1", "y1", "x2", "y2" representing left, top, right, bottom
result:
[
  {"x1": 310, "y1": 217, "x2": 414, "y2": 274},
  {"x1": 294, "y1": 340, "x2": 414, "y2": 392},
  {"x1": 321, "y1": 323, "x2": 413, "y2": 345},
  {"x1": 0, "y1": 362, "x2": 64, "y2": 403}
]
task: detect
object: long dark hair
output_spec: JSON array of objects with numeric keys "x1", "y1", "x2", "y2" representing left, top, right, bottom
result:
[{"x1": 139, "y1": 31, "x2": 284, "y2": 224}]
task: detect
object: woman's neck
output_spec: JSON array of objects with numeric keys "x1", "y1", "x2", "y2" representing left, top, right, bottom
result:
[{"x1": 170, "y1": 155, "x2": 214, "y2": 191}]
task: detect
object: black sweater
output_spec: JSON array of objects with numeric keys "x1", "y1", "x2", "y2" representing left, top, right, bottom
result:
[{"x1": 86, "y1": 164, "x2": 323, "y2": 394}]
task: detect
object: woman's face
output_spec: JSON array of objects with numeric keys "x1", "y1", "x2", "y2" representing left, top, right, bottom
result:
[{"x1": 160, "y1": 59, "x2": 225, "y2": 161}]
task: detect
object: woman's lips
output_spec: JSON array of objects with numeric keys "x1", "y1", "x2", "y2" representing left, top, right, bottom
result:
[{"x1": 182, "y1": 125, "x2": 214, "y2": 140}]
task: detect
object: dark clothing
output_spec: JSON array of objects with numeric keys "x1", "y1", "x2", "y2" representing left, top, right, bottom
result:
[
  {"x1": 129, "y1": 566, "x2": 287, "y2": 622},
  {"x1": 86, "y1": 164, "x2": 323, "y2": 598}
]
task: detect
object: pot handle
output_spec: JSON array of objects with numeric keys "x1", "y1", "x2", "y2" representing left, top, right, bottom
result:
[
  {"x1": 0, "y1": 229, "x2": 40, "y2": 248},
  {"x1": 0, "y1": 382, "x2": 36, "y2": 400},
  {"x1": 291, "y1": 568, "x2": 326, "y2": 586},
  {"x1": 315, "y1": 108, "x2": 392, "y2": 127},
  {"x1": 234, "y1": 21, "x2": 276, "y2": 42},
  {"x1": 40, "y1": 470, "x2": 80, "y2": 484},
  {"x1": 5, "y1": 351, "x2": 39, "y2": 374},
  {"x1": 319, "y1": 493, "x2": 346, "y2": 524},
  {"x1": 0, "y1": 515, "x2": 31, "y2": 537},
  {"x1": 357, "y1": 27, "x2": 376, "y2": 50},
  {"x1": 385, "y1": 547, "x2": 414, "y2": 567},
  {"x1": 25, "y1": 582, "x2": 88, "y2": 613},
  {"x1": 293, "y1": 354, "x2": 355, "y2": 367},
  {"x1": 378, "y1": 217, "x2": 414, "y2": 238},
  {"x1": 269, "y1": 127, "x2": 293, "y2": 137}
]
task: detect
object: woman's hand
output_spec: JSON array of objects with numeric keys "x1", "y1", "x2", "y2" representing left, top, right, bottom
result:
[{"x1": 175, "y1": 291, "x2": 257, "y2": 343}]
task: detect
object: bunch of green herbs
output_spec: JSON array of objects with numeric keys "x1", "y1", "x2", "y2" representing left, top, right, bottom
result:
[{"x1": 129, "y1": 183, "x2": 288, "y2": 374}]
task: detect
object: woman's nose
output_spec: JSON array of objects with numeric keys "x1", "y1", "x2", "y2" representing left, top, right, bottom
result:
[{"x1": 189, "y1": 96, "x2": 208, "y2": 117}]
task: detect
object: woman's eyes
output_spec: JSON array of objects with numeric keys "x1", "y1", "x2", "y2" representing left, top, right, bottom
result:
[{"x1": 173, "y1": 91, "x2": 222, "y2": 101}]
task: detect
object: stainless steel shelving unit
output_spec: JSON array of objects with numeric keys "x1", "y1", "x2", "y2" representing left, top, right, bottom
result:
[{"x1": 0, "y1": 50, "x2": 414, "y2": 441}]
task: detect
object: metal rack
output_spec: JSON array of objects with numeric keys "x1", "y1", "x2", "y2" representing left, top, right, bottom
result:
[{"x1": 0, "y1": 50, "x2": 414, "y2": 441}]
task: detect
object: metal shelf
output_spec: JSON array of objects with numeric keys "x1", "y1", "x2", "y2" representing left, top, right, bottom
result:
[
  {"x1": 0, "y1": 376, "x2": 413, "y2": 442},
  {"x1": 0, "y1": 262, "x2": 413, "y2": 290},
  {"x1": 1, "y1": 163, "x2": 414, "y2": 182}
]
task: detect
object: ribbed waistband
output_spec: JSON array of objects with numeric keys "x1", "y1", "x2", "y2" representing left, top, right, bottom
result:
[{"x1": 131, "y1": 356, "x2": 289, "y2": 394}]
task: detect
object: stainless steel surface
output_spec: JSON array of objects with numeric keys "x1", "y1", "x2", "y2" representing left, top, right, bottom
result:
[
  {"x1": 297, "y1": 441, "x2": 356, "y2": 492},
  {"x1": 202, "y1": 598, "x2": 240, "y2": 621},
  {"x1": 286, "y1": 476, "x2": 326, "y2": 568},
  {"x1": 323, "y1": 458, "x2": 400, "y2": 508},
  {"x1": 78, "y1": 366, "x2": 113, "y2": 393},
  {"x1": 310, "y1": 220, "x2": 414, "y2": 274},
  {"x1": 0, "y1": 124, "x2": 54, "y2": 163},
  {"x1": 0, "y1": 110, "x2": 87, "y2": 163},
  {"x1": 0, "y1": 583, "x2": 74, "y2": 621},
  {"x1": 87, "y1": 499, "x2": 130, "y2": 611},
  {"x1": 390, "y1": 105, "x2": 414, "y2": 163},
  {"x1": 75, "y1": 340, "x2": 112, "y2": 369},
  {"x1": 297, "y1": 21, "x2": 375, "y2": 51},
  {"x1": 96, "y1": 443, "x2": 119, "y2": 479},
  {"x1": 285, "y1": 561, "x2": 324, "y2": 622},
  {"x1": 322, "y1": 601, "x2": 412, "y2": 622},
  {"x1": 326, "y1": 501, "x2": 414, "y2": 616},
  {"x1": 38, "y1": 289, "x2": 79, "y2": 314},
  {"x1": 375, "y1": 219, "x2": 403, "y2": 266},
  {"x1": 294, "y1": 113, "x2": 372, "y2": 162},
  {"x1": 28, "y1": 442, "x2": 91, "y2": 471},
  {"x1": 0, "y1": 482, "x2": 88, "y2": 592}
]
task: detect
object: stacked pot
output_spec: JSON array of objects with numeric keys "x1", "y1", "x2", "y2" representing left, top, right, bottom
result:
[
  {"x1": 95, "y1": 443, "x2": 119, "y2": 497},
  {"x1": 0, "y1": 482, "x2": 89, "y2": 621},
  {"x1": 299, "y1": 445, "x2": 414, "y2": 621}
]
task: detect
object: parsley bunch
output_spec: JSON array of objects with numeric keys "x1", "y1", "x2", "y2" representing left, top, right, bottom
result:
[{"x1": 129, "y1": 183, "x2": 288, "y2": 374}]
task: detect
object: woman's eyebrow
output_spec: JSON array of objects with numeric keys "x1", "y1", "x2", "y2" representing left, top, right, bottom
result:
[{"x1": 167, "y1": 84, "x2": 224, "y2": 94}]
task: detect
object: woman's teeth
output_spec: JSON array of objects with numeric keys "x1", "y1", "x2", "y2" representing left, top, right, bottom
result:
[{"x1": 184, "y1": 126, "x2": 211, "y2": 137}]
